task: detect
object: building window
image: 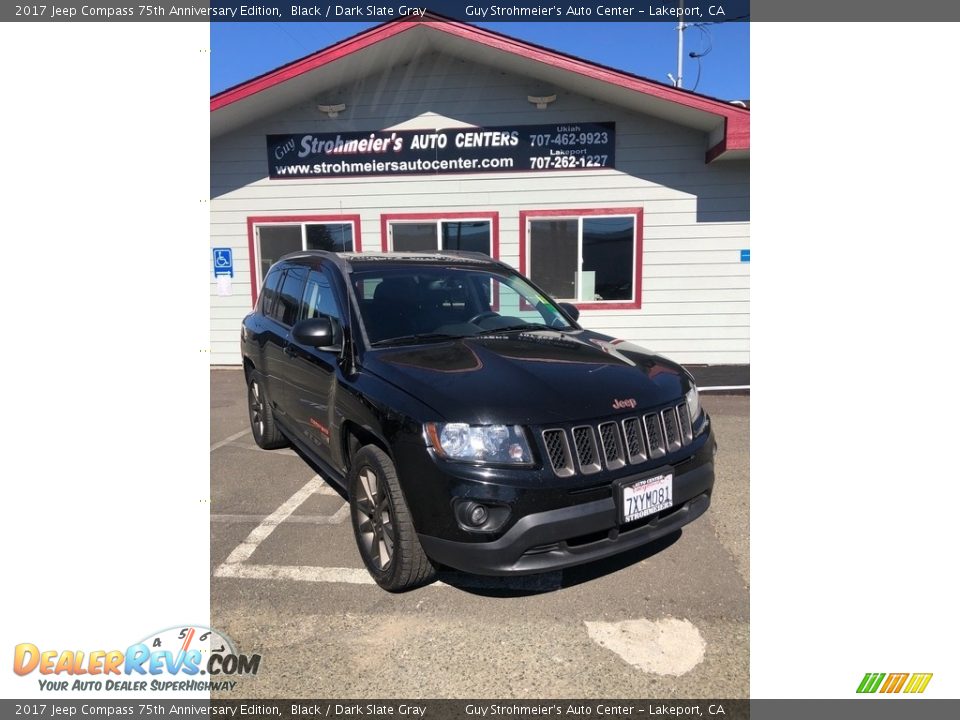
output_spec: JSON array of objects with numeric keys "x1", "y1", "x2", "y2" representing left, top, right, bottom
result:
[
  {"x1": 381, "y1": 213, "x2": 499, "y2": 257},
  {"x1": 257, "y1": 223, "x2": 352, "y2": 279},
  {"x1": 246, "y1": 214, "x2": 361, "y2": 304},
  {"x1": 390, "y1": 220, "x2": 490, "y2": 254},
  {"x1": 257, "y1": 225, "x2": 302, "y2": 279},
  {"x1": 520, "y1": 209, "x2": 642, "y2": 309}
]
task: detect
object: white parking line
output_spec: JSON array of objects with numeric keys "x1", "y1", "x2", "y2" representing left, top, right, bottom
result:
[
  {"x1": 210, "y1": 429, "x2": 250, "y2": 452},
  {"x1": 215, "y1": 561, "x2": 564, "y2": 591},
  {"x1": 218, "y1": 476, "x2": 324, "y2": 567},
  {"x1": 216, "y1": 563, "x2": 374, "y2": 584},
  {"x1": 211, "y1": 506, "x2": 349, "y2": 525},
  {"x1": 230, "y1": 443, "x2": 301, "y2": 457}
]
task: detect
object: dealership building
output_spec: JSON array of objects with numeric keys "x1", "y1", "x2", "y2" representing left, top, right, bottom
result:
[{"x1": 210, "y1": 17, "x2": 749, "y2": 372}]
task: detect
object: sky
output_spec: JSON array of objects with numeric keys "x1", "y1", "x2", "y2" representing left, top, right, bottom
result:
[{"x1": 210, "y1": 21, "x2": 749, "y2": 102}]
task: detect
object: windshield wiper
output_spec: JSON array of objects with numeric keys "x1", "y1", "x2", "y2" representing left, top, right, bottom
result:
[
  {"x1": 370, "y1": 332, "x2": 463, "y2": 347},
  {"x1": 474, "y1": 323, "x2": 556, "y2": 335}
]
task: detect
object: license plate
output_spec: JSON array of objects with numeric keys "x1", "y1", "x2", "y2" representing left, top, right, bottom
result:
[{"x1": 621, "y1": 472, "x2": 674, "y2": 523}]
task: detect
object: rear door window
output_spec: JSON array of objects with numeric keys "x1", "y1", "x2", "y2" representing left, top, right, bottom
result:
[{"x1": 259, "y1": 267, "x2": 285, "y2": 318}]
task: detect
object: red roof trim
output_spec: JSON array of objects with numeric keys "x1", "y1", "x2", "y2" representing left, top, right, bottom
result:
[
  {"x1": 705, "y1": 137, "x2": 728, "y2": 164},
  {"x1": 211, "y1": 16, "x2": 748, "y2": 154}
]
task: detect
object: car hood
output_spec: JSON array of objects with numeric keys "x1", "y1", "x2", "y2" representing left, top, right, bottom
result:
[{"x1": 362, "y1": 329, "x2": 691, "y2": 425}]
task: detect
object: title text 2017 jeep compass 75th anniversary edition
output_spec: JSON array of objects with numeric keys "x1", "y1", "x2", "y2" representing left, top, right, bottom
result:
[{"x1": 241, "y1": 251, "x2": 716, "y2": 591}]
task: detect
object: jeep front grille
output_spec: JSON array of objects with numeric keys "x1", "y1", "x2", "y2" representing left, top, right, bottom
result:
[
  {"x1": 542, "y1": 401, "x2": 695, "y2": 477},
  {"x1": 644, "y1": 413, "x2": 666, "y2": 459},
  {"x1": 541, "y1": 429, "x2": 574, "y2": 477},
  {"x1": 676, "y1": 403, "x2": 693, "y2": 444},
  {"x1": 598, "y1": 422, "x2": 625, "y2": 470},
  {"x1": 661, "y1": 407, "x2": 682, "y2": 453},
  {"x1": 571, "y1": 426, "x2": 601, "y2": 474},
  {"x1": 622, "y1": 417, "x2": 647, "y2": 464}
]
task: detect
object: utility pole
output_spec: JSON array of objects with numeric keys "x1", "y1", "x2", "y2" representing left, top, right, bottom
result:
[
  {"x1": 676, "y1": 15, "x2": 685, "y2": 87},
  {"x1": 668, "y1": 1, "x2": 686, "y2": 88}
]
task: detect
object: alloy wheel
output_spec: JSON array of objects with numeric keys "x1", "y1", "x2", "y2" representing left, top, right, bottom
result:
[
  {"x1": 249, "y1": 380, "x2": 265, "y2": 439},
  {"x1": 353, "y1": 467, "x2": 394, "y2": 571}
]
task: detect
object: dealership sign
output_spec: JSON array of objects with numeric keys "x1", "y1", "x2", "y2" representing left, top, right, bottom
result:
[{"x1": 267, "y1": 122, "x2": 615, "y2": 179}]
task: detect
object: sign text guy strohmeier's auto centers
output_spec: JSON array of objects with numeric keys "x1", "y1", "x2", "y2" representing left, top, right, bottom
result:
[{"x1": 267, "y1": 122, "x2": 616, "y2": 179}]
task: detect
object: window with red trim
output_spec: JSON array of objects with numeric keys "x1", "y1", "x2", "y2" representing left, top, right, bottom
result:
[
  {"x1": 520, "y1": 208, "x2": 642, "y2": 310},
  {"x1": 246, "y1": 214, "x2": 362, "y2": 304},
  {"x1": 256, "y1": 222, "x2": 353, "y2": 281},
  {"x1": 380, "y1": 212, "x2": 500, "y2": 259}
]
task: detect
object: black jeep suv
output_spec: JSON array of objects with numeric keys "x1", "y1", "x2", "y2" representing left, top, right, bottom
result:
[{"x1": 241, "y1": 251, "x2": 716, "y2": 591}]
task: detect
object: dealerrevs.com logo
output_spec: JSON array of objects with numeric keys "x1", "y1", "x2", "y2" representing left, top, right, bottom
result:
[
  {"x1": 13, "y1": 626, "x2": 260, "y2": 692},
  {"x1": 857, "y1": 672, "x2": 933, "y2": 694}
]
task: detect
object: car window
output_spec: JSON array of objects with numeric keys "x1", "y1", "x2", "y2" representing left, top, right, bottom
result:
[
  {"x1": 272, "y1": 266, "x2": 307, "y2": 326},
  {"x1": 259, "y1": 267, "x2": 285, "y2": 318},
  {"x1": 300, "y1": 269, "x2": 341, "y2": 322}
]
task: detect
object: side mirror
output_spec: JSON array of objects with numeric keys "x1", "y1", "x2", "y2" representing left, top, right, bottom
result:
[
  {"x1": 558, "y1": 302, "x2": 580, "y2": 322},
  {"x1": 292, "y1": 316, "x2": 342, "y2": 351}
]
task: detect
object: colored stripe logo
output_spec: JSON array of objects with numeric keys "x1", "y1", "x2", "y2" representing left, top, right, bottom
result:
[{"x1": 857, "y1": 672, "x2": 932, "y2": 694}]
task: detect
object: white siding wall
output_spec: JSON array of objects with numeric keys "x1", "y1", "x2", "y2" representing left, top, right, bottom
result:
[{"x1": 210, "y1": 51, "x2": 749, "y2": 365}]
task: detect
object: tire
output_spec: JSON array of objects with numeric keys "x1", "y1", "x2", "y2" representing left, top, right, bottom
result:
[
  {"x1": 348, "y1": 445, "x2": 436, "y2": 592},
  {"x1": 247, "y1": 373, "x2": 288, "y2": 450}
]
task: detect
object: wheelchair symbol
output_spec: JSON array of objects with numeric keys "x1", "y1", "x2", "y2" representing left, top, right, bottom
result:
[{"x1": 213, "y1": 248, "x2": 233, "y2": 277}]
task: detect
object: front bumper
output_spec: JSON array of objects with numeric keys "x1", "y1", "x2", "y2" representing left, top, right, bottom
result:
[{"x1": 414, "y1": 428, "x2": 716, "y2": 576}]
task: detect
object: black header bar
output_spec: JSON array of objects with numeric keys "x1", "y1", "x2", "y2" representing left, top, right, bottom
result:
[
  {"x1": 7, "y1": 0, "x2": 960, "y2": 21},
  {"x1": 7, "y1": 2, "x2": 749, "y2": 22}
]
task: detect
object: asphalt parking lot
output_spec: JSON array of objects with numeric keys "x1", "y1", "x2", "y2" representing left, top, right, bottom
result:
[{"x1": 211, "y1": 368, "x2": 749, "y2": 698}]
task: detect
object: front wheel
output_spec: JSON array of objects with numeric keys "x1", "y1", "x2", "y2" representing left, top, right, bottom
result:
[{"x1": 348, "y1": 445, "x2": 436, "y2": 592}]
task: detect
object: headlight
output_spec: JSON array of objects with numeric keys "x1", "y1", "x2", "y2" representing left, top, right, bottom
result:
[
  {"x1": 686, "y1": 384, "x2": 701, "y2": 422},
  {"x1": 425, "y1": 423, "x2": 533, "y2": 465}
]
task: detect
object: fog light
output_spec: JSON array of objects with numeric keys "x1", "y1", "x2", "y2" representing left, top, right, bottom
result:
[
  {"x1": 454, "y1": 498, "x2": 510, "y2": 533},
  {"x1": 468, "y1": 503, "x2": 489, "y2": 526}
]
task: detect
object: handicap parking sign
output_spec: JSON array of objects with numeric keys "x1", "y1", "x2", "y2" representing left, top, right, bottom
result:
[{"x1": 213, "y1": 247, "x2": 233, "y2": 278}]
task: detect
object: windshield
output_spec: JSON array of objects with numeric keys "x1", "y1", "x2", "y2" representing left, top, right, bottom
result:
[{"x1": 349, "y1": 264, "x2": 576, "y2": 346}]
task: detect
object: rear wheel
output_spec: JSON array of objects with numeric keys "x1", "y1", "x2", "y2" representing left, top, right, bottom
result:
[
  {"x1": 247, "y1": 373, "x2": 288, "y2": 449},
  {"x1": 348, "y1": 445, "x2": 436, "y2": 591}
]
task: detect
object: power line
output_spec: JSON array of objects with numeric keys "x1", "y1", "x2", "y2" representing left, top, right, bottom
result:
[
  {"x1": 272, "y1": 22, "x2": 311, "y2": 55},
  {"x1": 688, "y1": 23, "x2": 712, "y2": 92},
  {"x1": 690, "y1": 14, "x2": 750, "y2": 25}
]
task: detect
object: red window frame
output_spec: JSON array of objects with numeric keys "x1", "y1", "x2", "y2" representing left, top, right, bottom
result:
[
  {"x1": 518, "y1": 207, "x2": 643, "y2": 311},
  {"x1": 245, "y1": 214, "x2": 362, "y2": 306},
  {"x1": 380, "y1": 211, "x2": 500, "y2": 258}
]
